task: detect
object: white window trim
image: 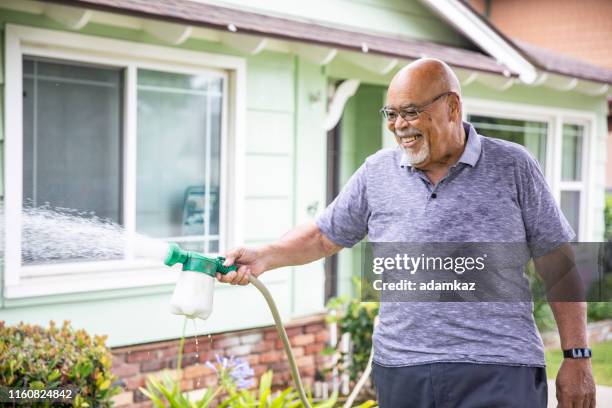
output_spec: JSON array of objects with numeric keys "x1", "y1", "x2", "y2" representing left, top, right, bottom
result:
[
  {"x1": 3, "y1": 24, "x2": 247, "y2": 298},
  {"x1": 463, "y1": 98, "x2": 596, "y2": 241}
]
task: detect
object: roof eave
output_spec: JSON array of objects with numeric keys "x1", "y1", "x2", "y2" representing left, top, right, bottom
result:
[
  {"x1": 420, "y1": 0, "x2": 538, "y2": 83},
  {"x1": 39, "y1": 0, "x2": 513, "y2": 77}
]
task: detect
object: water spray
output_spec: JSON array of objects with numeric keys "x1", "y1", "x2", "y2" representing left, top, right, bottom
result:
[{"x1": 162, "y1": 244, "x2": 374, "y2": 408}]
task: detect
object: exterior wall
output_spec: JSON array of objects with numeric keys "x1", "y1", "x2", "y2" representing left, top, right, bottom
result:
[
  {"x1": 194, "y1": 0, "x2": 474, "y2": 48},
  {"x1": 471, "y1": 0, "x2": 612, "y2": 69},
  {"x1": 0, "y1": 7, "x2": 328, "y2": 346},
  {"x1": 110, "y1": 314, "x2": 330, "y2": 407},
  {"x1": 337, "y1": 85, "x2": 385, "y2": 297}
]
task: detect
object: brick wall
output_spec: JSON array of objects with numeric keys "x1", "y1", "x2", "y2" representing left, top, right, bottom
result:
[
  {"x1": 110, "y1": 314, "x2": 331, "y2": 407},
  {"x1": 470, "y1": 0, "x2": 612, "y2": 69}
]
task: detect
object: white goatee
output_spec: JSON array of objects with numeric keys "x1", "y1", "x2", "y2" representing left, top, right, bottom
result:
[{"x1": 396, "y1": 129, "x2": 430, "y2": 165}]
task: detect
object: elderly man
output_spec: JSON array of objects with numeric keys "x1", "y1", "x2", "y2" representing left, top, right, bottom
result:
[{"x1": 218, "y1": 58, "x2": 596, "y2": 408}]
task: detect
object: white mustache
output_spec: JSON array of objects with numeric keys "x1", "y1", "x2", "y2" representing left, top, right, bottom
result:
[{"x1": 395, "y1": 128, "x2": 422, "y2": 138}]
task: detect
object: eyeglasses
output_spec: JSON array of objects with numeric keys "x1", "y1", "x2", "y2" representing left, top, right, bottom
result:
[{"x1": 380, "y1": 91, "x2": 455, "y2": 122}]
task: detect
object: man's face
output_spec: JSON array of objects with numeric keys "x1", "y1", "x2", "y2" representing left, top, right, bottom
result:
[{"x1": 385, "y1": 86, "x2": 454, "y2": 169}]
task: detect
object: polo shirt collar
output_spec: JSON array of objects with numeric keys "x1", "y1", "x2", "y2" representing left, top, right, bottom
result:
[{"x1": 399, "y1": 121, "x2": 482, "y2": 168}]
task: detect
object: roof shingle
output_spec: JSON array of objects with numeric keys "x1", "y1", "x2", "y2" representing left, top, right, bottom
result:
[
  {"x1": 47, "y1": 0, "x2": 512, "y2": 76},
  {"x1": 45, "y1": 0, "x2": 612, "y2": 85}
]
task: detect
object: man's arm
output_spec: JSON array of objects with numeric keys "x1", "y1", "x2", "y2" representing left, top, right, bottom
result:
[
  {"x1": 534, "y1": 246, "x2": 596, "y2": 408},
  {"x1": 217, "y1": 222, "x2": 343, "y2": 285},
  {"x1": 548, "y1": 301, "x2": 588, "y2": 350}
]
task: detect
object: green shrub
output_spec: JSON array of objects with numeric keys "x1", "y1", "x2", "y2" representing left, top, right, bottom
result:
[
  {"x1": 588, "y1": 302, "x2": 612, "y2": 322},
  {"x1": 605, "y1": 193, "x2": 612, "y2": 241},
  {"x1": 142, "y1": 339, "x2": 376, "y2": 407},
  {"x1": 142, "y1": 363, "x2": 377, "y2": 408},
  {"x1": 0, "y1": 320, "x2": 121, "y2": 407},
  {"x1": 143, "y1": 369, "x2": 342, "y2": 408},
  {"x1": 325, "y1": 278, "x2": 379, "y2": 383}
]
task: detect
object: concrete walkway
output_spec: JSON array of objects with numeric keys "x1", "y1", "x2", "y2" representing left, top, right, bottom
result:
[{"x1": 547, "y1": 381, "x2": 612, "y2": 407}]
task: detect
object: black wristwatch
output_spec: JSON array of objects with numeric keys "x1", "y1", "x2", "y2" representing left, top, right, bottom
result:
[{"x1": 563, "y1": 348, "x2": 592, "y2": 359}]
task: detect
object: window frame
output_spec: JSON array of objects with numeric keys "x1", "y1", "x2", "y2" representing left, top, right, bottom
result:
[
  {"x1": 4, "y1": 24, "x2": 246, "y2": 298},
  {"x1": 463, "y1": 98, "x2": 594, "y2": 241}
]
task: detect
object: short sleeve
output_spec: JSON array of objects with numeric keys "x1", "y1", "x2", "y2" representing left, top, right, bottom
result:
[
  {"x1": 316, "y1": 163, "x2": 370, "y2": 248},
  {"x1": 516, "y1": 151, "x2": 575, "y2": 258}
]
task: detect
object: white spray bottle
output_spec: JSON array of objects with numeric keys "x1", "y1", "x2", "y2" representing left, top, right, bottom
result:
[{"x1": 163, "y1": 243, "x2": 235, "y2": 320}]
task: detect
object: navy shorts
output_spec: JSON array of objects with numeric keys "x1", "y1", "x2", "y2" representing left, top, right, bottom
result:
[{"x1": 372, "y1": 362, "x2": 548, "y2": 408}]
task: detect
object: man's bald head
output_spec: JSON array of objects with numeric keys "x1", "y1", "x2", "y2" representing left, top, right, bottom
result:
[
  {"x1": 384, "y1": 58, "x2": 466, "y2": 171},
  {"x1": 388, "y1": 58, "x2": 461, "y2": 103}
]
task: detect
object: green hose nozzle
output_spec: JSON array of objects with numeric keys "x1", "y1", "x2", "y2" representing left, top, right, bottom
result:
[{"x1": 164, "y1": 243, "x2": 236, "y2": 277}]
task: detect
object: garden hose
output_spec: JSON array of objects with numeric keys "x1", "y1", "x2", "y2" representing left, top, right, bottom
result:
[
  {"x1": 249, "y1": 274, "x2": 313, "y2": 408},
  {"x1": 342, "y1": 346, "x2": 374, "y2": 408},
  {"x1": 249, "y1": 274, "x2": 375, "y2": 408}
]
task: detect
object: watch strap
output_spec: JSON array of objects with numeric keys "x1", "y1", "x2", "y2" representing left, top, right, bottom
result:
[{"x1": 563, "y1": 348, "x2": 592, "y2": 359}]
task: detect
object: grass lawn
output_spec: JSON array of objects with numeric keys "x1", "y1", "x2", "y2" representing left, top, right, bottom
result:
[{"x1": 546, "y1": 341, "x2": 612, "y2": 386}]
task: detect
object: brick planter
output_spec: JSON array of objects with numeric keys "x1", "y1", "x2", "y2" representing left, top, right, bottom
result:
[{"x1": 110, "y1": 314, "x2": 331, "y2": 407}]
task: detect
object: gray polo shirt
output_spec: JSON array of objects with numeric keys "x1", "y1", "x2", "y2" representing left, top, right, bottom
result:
[{"x1": 317, "y1": 121, "x2": 574, "y2": 367}]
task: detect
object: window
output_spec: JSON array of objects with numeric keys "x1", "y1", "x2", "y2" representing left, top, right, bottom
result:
[
  {"x1": 469, "y1": 115, "x2": 548, "y2": 169},
  {"x1": 4, "y1": 25, "x2": 245, "y2": 297},
  {"x1": 136, "y1": 69, "x2": 223, "y2": 253},
  {"x1": 21, "y1": 59, "x2": 225, "y2": 264},
  {"x1": 559, "y1": 124, "x2": 586, "y2": 235},
  {"x1": 466, "y1": 107, "x2": 590, "y2": 240},
  {"x1": 22, "y1": 57, "x2": 124, "y2": 264}
]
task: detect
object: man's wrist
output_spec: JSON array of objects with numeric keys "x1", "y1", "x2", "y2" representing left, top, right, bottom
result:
[{"x1": 260, "y1": 244, "x2": 278, "y2": 272}]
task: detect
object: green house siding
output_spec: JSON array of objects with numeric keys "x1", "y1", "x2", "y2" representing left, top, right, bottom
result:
[
  {"x1": 245, "y1": 51, "x2": 295, "y2": 247},
  {"x1": 291, "y1": 58, "x2": 328, "y2": 317},
  {"x1": 336, "y1": 85, "x2": 385, "y2": 297},
  {"x1": 0, "y1": 10, "x2": 327, "y2": 346}
]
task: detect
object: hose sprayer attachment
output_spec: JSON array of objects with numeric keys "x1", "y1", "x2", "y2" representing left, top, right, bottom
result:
[{"x1": 164, "y1": 243, "x2": 237, "y2": 277}]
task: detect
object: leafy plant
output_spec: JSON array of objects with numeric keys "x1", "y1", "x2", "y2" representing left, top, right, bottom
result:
[
  {"x1": 0, "y1": 320, "x2": 121, "y2": 407},
  {"x1": 142, "y1": 367, "x2": 345, "y2": 407},
  {"x1": 142, "y1": 352, "x2": 367, "y2": 407},
  {"x1": 605, "y1": 193, "x2": 612, "y2": 241},
  {"x1": 527, "y1": 264, "x2": 558, "y2": 331},
  {"x1": 530, "y1": 261, "x2": 612, "y2": 330},
  {"x1": 221, "y1": 370, "x2": 339, "y2": 408},
  {"x1": 325, "y1": 278, "x2": 379, "y2": 382},
  {"x1": 141, "y1": 371, "x2": 219, "y2": 408},
  {"x1": 588, "y1": 302, "x2": 612, "y2": 322}
]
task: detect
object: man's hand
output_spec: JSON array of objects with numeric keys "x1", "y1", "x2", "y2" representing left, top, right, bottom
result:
[
  {"x1": 555, "y1": 358, "x2": 596, "y2": 407},
  {"x1": 216, "y1": 223, "x2": 342, "y2": 286},
  {"x1": 217, "y1": 246, "x2": 267, "y2": 286}
]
